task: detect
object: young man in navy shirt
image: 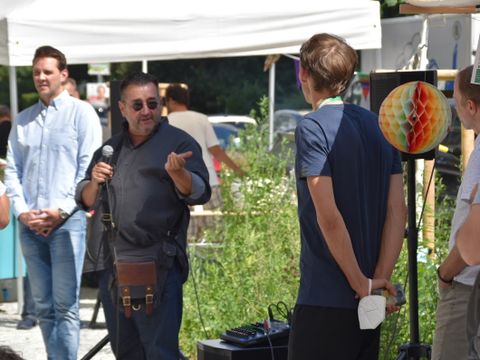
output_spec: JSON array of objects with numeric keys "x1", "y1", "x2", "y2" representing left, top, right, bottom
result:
[{"x1": 288, "y1": 33, "x2": 407, "y2": 360}]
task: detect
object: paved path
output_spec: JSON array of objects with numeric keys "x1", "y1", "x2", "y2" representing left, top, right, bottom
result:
[{"x1": 0, "y1": 287, "x2": 114, "y2": 360}]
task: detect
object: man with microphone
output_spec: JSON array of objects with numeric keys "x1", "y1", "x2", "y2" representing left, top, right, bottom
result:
[
  {"x1": 4, "y1": 45, "x2": 101, "y2": 360},
  {"x1": 76, "y1": 72, "x2": 211, "y2": 359}
]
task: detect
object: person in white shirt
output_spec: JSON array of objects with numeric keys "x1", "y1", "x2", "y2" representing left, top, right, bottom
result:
[
  {"x1": 456, "y1": 184, "x2": 480, "y2": 266},
  {"x1": 166, "y1": 84, "x2": 245, "y2": 239},
  {"x1": 432, "y1": 64, "x2": 480, "y2": 360},
  {"x1": 5, "y1": 45, "x2": 101, "y2": 360}
]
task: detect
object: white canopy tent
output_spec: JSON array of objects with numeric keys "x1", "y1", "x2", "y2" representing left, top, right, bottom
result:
[
  {"x1": 0, "y1": 0, "x2": 381, "y2": 116},
  {"x1": 0, "y1": 0, "x2": 381, "y2": 310},
  {"x1": 1, "y1": 0, "x2": 381, "y2": 65}
]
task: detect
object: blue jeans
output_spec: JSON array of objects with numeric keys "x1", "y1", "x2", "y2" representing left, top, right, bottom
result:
[
  {"x1": 20, "y1": 211, "x2": 86, "y2": 360},
  {"x1": 21, "y1": 273, "x2": 36, "y2": 320},
  {"x1": 97, "y1": 262, "x2": 183, "y2": 360}
]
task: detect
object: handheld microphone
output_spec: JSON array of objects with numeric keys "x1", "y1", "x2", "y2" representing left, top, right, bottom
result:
[
  {"x1": 100, "y1": 145, "x2": 114, "y2": 164},
  {"x1": 99, "y1": 145, "x2": 115, "y2": 229}
]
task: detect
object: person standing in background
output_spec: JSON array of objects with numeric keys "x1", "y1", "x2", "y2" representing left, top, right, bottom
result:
[
  {"x1": 456, "y1": 183, "x2": 480, "y2": 265},
  {"x1": 0, "y1": 104, "x2": 37, "y2": 329},
  {"x1": 166, "y1": 84, "x2": 245, "y2": 239},
  {"x1": 64, "y1": 78, "x2": 80, "y2": 99},
  {"x1": 288, "y1": 33, "x2": 406, "y2": 360},
  {"x1": 0, "y1": 105, "x2": 11, "y2": 158},
  {"x1": 88, "y1": 83, "x2": 111, "y2": 143},
  {"x1": 5, "y1": 45, "x2": 101, "y2": 360},
  {"x1": 431, "y1": 64, "x2": 480, "y2": 360}
]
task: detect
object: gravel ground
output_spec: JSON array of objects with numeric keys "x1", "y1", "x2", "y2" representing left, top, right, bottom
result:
[{"x1": 0, "y1": 286, "x2": 114, "y2": 360}]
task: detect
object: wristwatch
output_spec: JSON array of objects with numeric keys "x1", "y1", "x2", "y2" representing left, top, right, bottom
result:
[{"x1": 58, "y1": 208, "x2": 69, "y2": 220}]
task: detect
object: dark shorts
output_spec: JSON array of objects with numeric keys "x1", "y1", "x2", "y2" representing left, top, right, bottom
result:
[{"x1": 287, "y1": 304, "x2": 381, "y2": 360}]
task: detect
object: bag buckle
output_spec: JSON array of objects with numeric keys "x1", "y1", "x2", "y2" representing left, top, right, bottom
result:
[
  {"x1": 146, "y1": 286, "x2": 154, "y2": 305},
  {"x1": 146, "y1": 293, "x2": 154, "y2": 304},
  {"x1": 122, "y1": 295, "x2": 131, "y2": 307},
  {"x1": 145, "y1": 286, "x2": 154, "y2": 316}
]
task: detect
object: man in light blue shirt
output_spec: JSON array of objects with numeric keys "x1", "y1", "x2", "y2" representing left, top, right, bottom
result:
[{"x1": 5, "y1": 45, "x2": 101, "y2": 360}]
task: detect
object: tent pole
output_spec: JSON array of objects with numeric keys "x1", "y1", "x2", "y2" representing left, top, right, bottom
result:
[
  {"x1": 142, "y1": 60, "x2": 148, "y2": 73},
  {"x1": 9, "y1": 66, "x2": 23, "y2": 315},
  {"x1": 268, "y1": 63, "x2": 275, "y2": 150},
  {"x1": 9, "y1": 66, "x2": 18, "y2": 118}
]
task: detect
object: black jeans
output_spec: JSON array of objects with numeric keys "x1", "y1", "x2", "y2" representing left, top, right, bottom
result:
[{"x1": 288, "y1": 304, "x2": 381, "y2": 360}]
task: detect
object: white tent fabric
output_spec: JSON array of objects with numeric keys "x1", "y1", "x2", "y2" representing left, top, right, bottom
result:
[{"x1": 0, "y1": 0, "x2": 381, "y2": 66}]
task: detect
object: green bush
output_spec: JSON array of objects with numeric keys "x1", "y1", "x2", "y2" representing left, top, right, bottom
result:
[
  {"x1": 179, "y1": 97, "x2": 455, "y2": 359},
  {"x1": 180, "y1": 97, "x2": 300, "y2": 358}
]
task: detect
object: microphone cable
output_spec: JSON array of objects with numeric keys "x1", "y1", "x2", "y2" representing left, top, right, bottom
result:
[
  {"x1": 263, "y1": 319, "x2": 275, "y2": 360},
  {"x1": 268, "y1": 301, "x2": 293, "y2": 324},
  {"x1": 416, "y1": 156, "x2": 437, "y2": 231},
  {"x1": 188, "y1": 253, "x2": 210, "y2": 340}
]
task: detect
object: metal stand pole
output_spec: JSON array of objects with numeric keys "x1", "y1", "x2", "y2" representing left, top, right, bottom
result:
[
  {"x1": 397, "y1": 158, "x2": 431, "y2": 359},
  {"x1": 88, "y1": 291, "x2": 103, "y2": 329},
  {"x1": 80, "y1": 335, "x2": 109, "y2": 360}
]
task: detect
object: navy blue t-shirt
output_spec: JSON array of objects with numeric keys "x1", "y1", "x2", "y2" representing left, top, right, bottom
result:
[{"x1": 295, "y1": 103, "x2": 402, "y2": 309}]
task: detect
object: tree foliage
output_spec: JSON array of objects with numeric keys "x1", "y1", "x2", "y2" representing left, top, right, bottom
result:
[{"x1": 0, "y1": 55, "x2": 305, "y2": 116}]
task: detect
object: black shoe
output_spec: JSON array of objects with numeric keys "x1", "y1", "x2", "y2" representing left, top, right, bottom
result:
[{"x1": 16, "y1": 318, "x2": 37, "y2": 330}]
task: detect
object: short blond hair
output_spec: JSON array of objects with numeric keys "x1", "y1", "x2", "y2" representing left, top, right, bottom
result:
[{"x1": 300, "y1": 33, "x2": 357, "y2": 95}]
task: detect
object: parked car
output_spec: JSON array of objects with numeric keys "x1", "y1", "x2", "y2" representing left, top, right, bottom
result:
[
  {"x1": 270, "y1": 130, "x2": 296, "y2": 175},
  {"x1": 273, "y1": 109, "x2": 304, "y2": 135},
  {"x1": 208, "y1": 115, "x2": 256, "y2": 130},
  {"x1": 269, "y1": 109, "x2": 305, "y2": 175},
  {"x1": 212, "y1": 123, "x2": 240, "y2": 150},
  {"x1": 211, "y1": 122, "x2": 240, "y2": 176}
]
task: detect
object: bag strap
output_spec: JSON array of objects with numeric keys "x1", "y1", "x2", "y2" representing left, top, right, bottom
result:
[{"x1": 120, "y1": 286, "x2": 132, "y2": 318}]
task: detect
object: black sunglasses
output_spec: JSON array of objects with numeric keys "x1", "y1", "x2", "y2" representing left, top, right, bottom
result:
[{"x1": 130, "y1": 100, "x2": 159, "y2": 112}]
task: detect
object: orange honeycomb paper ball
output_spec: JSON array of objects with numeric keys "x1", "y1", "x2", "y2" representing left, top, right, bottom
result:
[{"x1": 379, "y1": 81, "x2": 451, "y2": 154}]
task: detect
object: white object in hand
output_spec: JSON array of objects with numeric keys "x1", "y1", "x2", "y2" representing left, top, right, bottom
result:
[{"x1": 358, "y1": 295, "x2": 386, "y2": 330}]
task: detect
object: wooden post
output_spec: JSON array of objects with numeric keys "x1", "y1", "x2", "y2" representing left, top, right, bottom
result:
[
  {"x1": 423, "y1": 160, "x2": 435, "y2": 251},
  {"x1": 399, "y1": 4, "x2": 477, "y2": 14}
]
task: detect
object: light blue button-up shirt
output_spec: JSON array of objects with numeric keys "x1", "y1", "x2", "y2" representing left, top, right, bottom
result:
[{"x1": 5, "y1": 90, "x2": 102, "y2": 217}]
